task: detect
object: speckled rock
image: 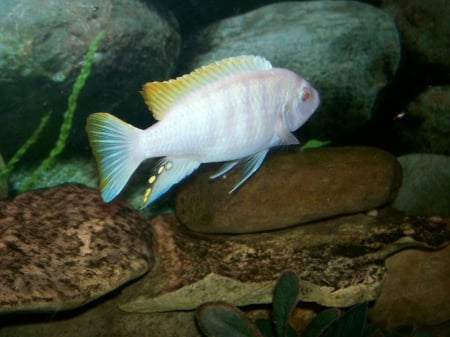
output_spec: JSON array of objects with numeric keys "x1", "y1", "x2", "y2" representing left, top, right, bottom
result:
[
  {"x1": 176, "y1": 147, "x2": 402, "y2": 233},
  {"x1": 118, "y1": 210, "x2": 449, "y2": 313},
  {"x1": 369, "y1": 244, "x2": 450, "y2": 328},
  {"x1": 0, "y1": 183, "x2": 153, "y2": 313},
  {"x1": 180, "y1": 1, "x2": 400, "y2": 141}
]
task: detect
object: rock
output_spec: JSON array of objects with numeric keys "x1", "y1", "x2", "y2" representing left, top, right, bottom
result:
[
  {"x1": 0, "y1": 0, "x2": 180, "y2": 159},
  {"x1": 396, "y1": 86, "x2": 450, "y2": 155},
  {"x1": 0, "y1": 183, "x2": 153, "y2": 313},
  {"x1": 382, "y1": 0, "x2": 450, "y2": 71},
  {"x1": 176, "y1": 147, "x2": 402, "y2": 233},
  {"x1": 118, "y1": 209, "x2": 449, "y2": 312},
  {"x1": 393, "y1": 154, "x2": 450, "y2": 217},
  {"x1": 369, "y1": 245, "x2": 450, "y2": 329},
  {"x1": 179, "y1": 1, "x2": 400, "y2": 141}
]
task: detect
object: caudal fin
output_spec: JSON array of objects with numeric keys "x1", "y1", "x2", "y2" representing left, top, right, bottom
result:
[{"x1": 86, "y1": 112, "x2": 144, "y2": 202}]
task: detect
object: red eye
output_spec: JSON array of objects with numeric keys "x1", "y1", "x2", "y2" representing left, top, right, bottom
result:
[{"x1": 302, "y1": 89, "x2": 311, "y2": 101}]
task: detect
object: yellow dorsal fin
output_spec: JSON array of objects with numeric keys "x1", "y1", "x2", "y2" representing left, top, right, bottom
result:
[{"x1": 141, "y1": 55, "x2": 272, "y2": 120}]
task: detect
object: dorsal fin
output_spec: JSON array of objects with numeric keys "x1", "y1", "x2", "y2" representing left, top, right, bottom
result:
[{"x1": 141, "y1": 55, "x2": 272, "y2": 120}]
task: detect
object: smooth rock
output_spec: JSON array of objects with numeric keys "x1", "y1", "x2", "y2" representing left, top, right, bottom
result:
[
  {"x1": 118, "y1": 209, "x2": 449, "y2": 312},
  {"x1": 180, "y1": 1, "x2": 400, "y2": 141},
  {"x1": 369, "y1": 245, "x2": 450, "y2": 328},
  {"x1": 0, "y1": 183, "x2": 153, "y2": 313},
  {"x1": 382, "y1": 0, "x2": 450, "y2": 71},
  {"x1": 393, "y1": 154, "x2": 450, "y2": 217},
  {"x1": 176, "y1": 147, "x2": 402, "y2": 233},
  {"x1": 0, "y1": 0, "x2": 180, "y2": 159},
  {"x1": 396, "y1": 86, "x2": 450, "y2": 155}
]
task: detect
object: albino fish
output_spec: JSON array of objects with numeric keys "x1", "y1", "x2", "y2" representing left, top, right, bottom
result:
[{"x1": 86, "y1": 55, "x2": 320, "y2": 207}]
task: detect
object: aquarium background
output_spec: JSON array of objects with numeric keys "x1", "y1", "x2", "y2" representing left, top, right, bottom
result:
[{"x1": 0, "y1": 0, "x2": 449, "y2": 336}]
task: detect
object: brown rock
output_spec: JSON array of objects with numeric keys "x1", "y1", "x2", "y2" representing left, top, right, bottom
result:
[
  {"x1": 176, "y1": 146, "x2": 402, "y2": 233},
  {"x1": 0, "y1": 183, "x2": 153, "y2": 313},
  {"x1": 369, "y1": 244, "x2": 450, "y2": 328},
  {"x1": 118, "y1": 209, "x2": 448, "y2": 313}
]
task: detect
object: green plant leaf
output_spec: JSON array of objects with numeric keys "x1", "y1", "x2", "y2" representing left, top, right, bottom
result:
[
  {"x1": 272, "y1": 271, "x2": 300, "y2": 337},
  {"x1": 321, "y1": 302, "x2": 368, "y2": 337},
  {"x1": 196, "y1": 301, "x2": 264, "y2": 337},
  {"x1": 301, "y1": 139, "x2": 330, "y2": 150},
  {"x1": 303, "y1": 308, "x2": 341, "y2": 337},
  {"x1": 256, "y1": 319, "x2": 276, "y2": 337},
  {"x1": 256, "y1": 319, "x2": 298, "y2": 337}
]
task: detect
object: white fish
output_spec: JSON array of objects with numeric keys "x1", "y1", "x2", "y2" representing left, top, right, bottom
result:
[{"x1": 86, "y1": 55, "x2": 320, "y2": 207}]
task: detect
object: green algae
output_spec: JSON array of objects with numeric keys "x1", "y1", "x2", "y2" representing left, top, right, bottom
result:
[{"x1": 18, "y1": 32, "x2": 104, "y2": 192}]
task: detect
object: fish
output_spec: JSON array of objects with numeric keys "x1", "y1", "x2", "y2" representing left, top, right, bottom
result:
[{"x1": 85, "y1": 55, "x2": 320, "y2": 207}]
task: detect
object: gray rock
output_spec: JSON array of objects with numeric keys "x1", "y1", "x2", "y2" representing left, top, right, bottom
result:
[
  {"x1": 0, "y1": 183, "x2": 153, "y2": 313},
  {"x1": 382, "y1": 0, "x2": 450, "y2": 71},
  {"x1": 179, "y1": 1, "x2": 400, "y2": 141},
  {"x1": 0, "y1": 0, "x2": 180, "y2": 159},
  {"x1": 393, "y1": 154, "x2": 450, "y2": 216},
  {"x1": 396, "y1": 86, "x2": 450, "y2": 155}
]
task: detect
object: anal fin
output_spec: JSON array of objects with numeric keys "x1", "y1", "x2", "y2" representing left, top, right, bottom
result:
[{"x1": 142, "y1": 157, "x2": 200, "y2": 207}]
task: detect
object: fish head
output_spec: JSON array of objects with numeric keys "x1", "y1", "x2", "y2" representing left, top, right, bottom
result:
[{"x1": 282, "y1": 76, "x2": 320, "y2": 132}]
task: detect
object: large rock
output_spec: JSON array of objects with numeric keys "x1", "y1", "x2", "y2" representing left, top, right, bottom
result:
[
  {"x1": 382, "y1": 0, "x2": 450, "y2": 72},
  {"x1": 396, "y1": 86, "x2": 450, "y2": 155},
  {"x1": 118, "y1": 210, "x2": 448, "y2": 313},
  {"x1": 0, "y1": 0, "x2": 180, "y2": 159},
  {"x1": 176, "y1": 147, "x2": 402, "y2": 233},
  {"x1": 0, "y1": 183, "x2": 153, "y2": 313},
  {"x1": 179, "y1": 1, "x2": 400, "y2": 141},
  {"x1": 393, "y1": 153, "x2": 450, "y2": 217}
]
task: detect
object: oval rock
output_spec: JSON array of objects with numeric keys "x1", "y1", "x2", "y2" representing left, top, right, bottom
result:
[
  {"x1": 176, "y1": 147, "x2": 402, "y2": 233},
  {"x1": 0, "y1": 183, "x2": 153, "y2": 313}
]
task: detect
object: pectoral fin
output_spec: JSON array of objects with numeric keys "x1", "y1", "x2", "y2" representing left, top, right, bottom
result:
[
  {"x1": 229, "y1": 149, "x2": 269, "y2": 193},
  {"x1": 142, "y1": 157, "x2": 200, "y2": 207}
]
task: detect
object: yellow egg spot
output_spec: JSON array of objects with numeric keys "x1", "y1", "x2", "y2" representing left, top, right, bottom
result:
[
  {"x1": 157, "y1": 166, "x2": 164, "y2": 175},
  {"x1": 143, "y1": 187, "x2": 152, "y2": 203},
  {"x1": 165, "y1": 161, "x2": 173, "y2": 170},
  {"x1": 148, "y1": 175, "x2": 156, "y2": 184}
]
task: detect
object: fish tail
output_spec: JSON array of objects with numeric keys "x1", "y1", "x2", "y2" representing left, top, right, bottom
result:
[{"x1": 86, "y1": 112, "x2": 144, "y2": 202}]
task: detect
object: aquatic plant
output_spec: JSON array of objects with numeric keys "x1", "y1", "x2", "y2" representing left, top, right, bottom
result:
[
  {"x1": 0, "y1": 112, "x2": 51, "y2": 181},
  {"x1": 10, "y1": 31, "x2": 104, "y2": 192},
  {"x1": 195, "y1": 270, "x2": 435, "y2": 337}
]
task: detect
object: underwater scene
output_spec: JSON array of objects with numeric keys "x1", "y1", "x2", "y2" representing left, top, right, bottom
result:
[{"x1": 0, "y1": 0, "x2": 449, "y2": 336}]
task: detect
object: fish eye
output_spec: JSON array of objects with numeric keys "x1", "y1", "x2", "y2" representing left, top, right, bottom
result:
[{"x1": 301, "y1": 88, "x2": 312, "y2": 102}]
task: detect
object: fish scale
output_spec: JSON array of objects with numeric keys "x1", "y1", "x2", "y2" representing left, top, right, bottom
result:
[{"x1": 86, "y1": 55, "x2": 320, "y2": 207}]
